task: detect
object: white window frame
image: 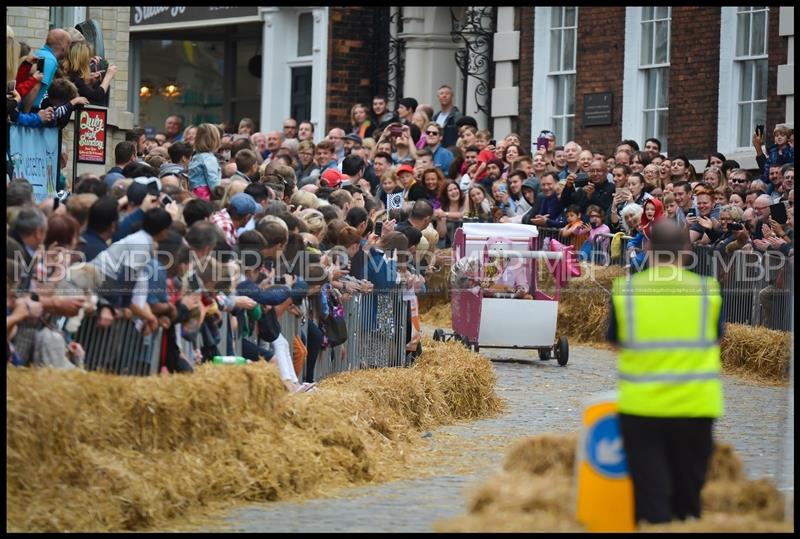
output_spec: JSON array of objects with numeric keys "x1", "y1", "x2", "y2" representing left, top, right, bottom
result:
[
  {"x1": 531, "y1": 6, "x2": 577, "y2": 148},
  {"x1": 622, "y1": 7, "x2": 671, "y2": 154},
  {"x1": 260, "y1": 7, "x2": 328, "y2": 141},
  {"x1": 49, "y1": 7, "x2": 86, "y2": 30},
  {"x1": 718, "y1": 6, "x2": 769, "y2": 159}
]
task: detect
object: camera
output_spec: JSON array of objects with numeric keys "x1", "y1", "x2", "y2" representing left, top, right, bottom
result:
[
  {"x1": 728, "y1": 222, "x2": 744, "y2": 231},
  {"x1": 574, "y1": 172, "x2": 590, "y2": 188}
]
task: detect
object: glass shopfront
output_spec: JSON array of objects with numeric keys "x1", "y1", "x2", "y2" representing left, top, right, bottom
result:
[{"x1": 131, "y1": 18, "x2": 262, "y2": 133}]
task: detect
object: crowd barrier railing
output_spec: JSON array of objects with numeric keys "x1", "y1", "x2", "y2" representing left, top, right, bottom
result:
[
  {"x1": 74, "y1": 315, "x2": 162, "y2": 376},
  {"x1": 585, "y1": 236, "x2": 793, "y2": 332},
  {"x1": 309, "y1": 286, "x2": 409, "y2": 382}
]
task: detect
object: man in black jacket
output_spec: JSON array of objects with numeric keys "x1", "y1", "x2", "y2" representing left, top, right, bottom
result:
[
  {"x1": 560, "y1": 159, "x2": 615, "y2": 214},
  {"x1": 434, "y1": 85, "x2": 464, "y2": 148}
]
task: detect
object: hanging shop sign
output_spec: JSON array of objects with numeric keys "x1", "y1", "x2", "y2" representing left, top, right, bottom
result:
[
  {"x1": 130, "y1": 7, "x2": 261, "y2": 30},
  {"x1": 76, "y1": 106, "x2": 108, "y2": 164}
]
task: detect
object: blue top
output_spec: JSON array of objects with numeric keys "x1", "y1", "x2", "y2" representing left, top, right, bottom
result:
[
  {"x1": 432, "y1": 145, "x2": 454, "y2": 175},
  {"x1": 79, "y1": 228, "x2": 109, "y2": 262},
  {"x1": 33, "y1": 45, "x2": 59, "y2": 108},
  {"x1": 113, "y1": 208, "x2": 144, "y2": 242},
  {"x1": 187, "y1": 152, "x2": 221, "y2": 192}
]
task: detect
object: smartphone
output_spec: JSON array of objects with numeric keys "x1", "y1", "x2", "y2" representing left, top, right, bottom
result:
[
  {"x1": 755, "y1": 124, "x2": 765, "y2": 139},
  {"x1": 374, "y1": 221, "x2": 383, "y2": 236},
  {"x1": 498, "y1": 184, "x2": 507, "y2": 194},
  {"x1": 489, "y1": 139, "x2": 496, "y2": 147},
  {"x1": 574, "y1": 172, "x2": 590, "y2": 188},
  {"x1": 536, "y1": 136, "x2": 549, "y2": 151},
  {"x1": 36, "y1": 57, "x2": 45, "y2": 73},
  {"x1": 728, "y1": 222, "x2": 744, "y2": 231},
  {"x1": 389, "y1": 124, "x2": 403, "y2": 137},
  {"x1": 769, "y1": 202, "x2": 788, "y2": 225},
  {"x1": 7, "y1": 80, "x2": 16, "y2": 94},
  {"x1": 685, "y1": 208, "x2": 697, "y2": 218},
  {"x1": 160, "y1": 194, "x2": 174, "y2": 206}
]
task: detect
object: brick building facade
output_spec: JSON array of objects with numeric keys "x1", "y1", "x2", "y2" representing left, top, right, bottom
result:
[{"x1": 8, "y1": 6, "x2": 793, "y2": 178}]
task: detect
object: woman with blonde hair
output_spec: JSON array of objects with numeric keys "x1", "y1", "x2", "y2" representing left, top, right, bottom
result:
[
  {"x1": 183, "y1": 124, "x2": 198, "y2": 147},
  {"x1": 412, "y1": 110, "x2": 430, "y2": 150},
  {"x1": 350, "y1": 103, "x2": 373, "y2": 140},
  {"x1": 60, "y1": 41, "x2": 117, "y2": 105},
  {"x1": 220, "y1": 178, "x2": 249, "y2": 208},
  {"x1": 299, "y1": 208, "x2": 328, "y2": 244},
  {"x1": 7, "y1": 25, "x2": 21, "y2": 83},
  {"x1": 290, "y1": 189, "x2": 319, "y2": 210}
]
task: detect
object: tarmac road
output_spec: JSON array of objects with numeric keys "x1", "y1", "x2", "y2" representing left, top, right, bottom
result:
[{"x1": 194, "y1": 336, "x2": 791, "y2": 533}]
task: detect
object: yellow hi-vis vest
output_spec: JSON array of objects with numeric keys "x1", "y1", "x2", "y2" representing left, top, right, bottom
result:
[{"x1": 611, "y1": 266, "x2": 724, "y2": 418}]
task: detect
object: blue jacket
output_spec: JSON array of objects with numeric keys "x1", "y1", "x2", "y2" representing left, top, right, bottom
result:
[
  {"x1": 432, "y1": 145, "x2": 454, "y2": 175},
  {"x1": 113, "y1": 208, "x2": 144, "y2": 242},
  {"x1": 187, "y1": 151, "x2": 221, "y2": 192},
  {"x1": 758, "y1": 144, "x2": 794, "y2": 183}
]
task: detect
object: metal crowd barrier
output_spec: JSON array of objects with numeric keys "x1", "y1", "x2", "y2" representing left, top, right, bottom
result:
[
  {"x1": 74, "y1": 315, "x2": 162, "y2": 376},
  {"x1": 585, "y1": 235, "x2": 793, "y2": 332},
  {"x1": 589, "y1": 232, "x2": 634, "y2": 266},
  {"x1": 307, "y1": 286, "x2": 409, "y2": 382}
]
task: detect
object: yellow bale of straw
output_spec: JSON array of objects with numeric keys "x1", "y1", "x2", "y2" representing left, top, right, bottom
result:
[
  {"x1": 7, "y1": 339, "x2": 502, "y2": 532},
  {"x1": 436, "y1": 433, "x2": 790, "y2": 532}
]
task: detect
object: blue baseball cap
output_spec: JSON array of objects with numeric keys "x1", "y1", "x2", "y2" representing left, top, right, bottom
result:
[{"x1": 229, "y1": 193, "x2": 258, "y2": 216}]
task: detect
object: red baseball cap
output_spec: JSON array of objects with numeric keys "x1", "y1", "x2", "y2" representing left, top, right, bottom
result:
[
  {"x1": 320, "y1": 168, "x2": 346, "y2": 188},
  {"x1": 396, "y1": 164, "x2": 415, "y2": 176}
]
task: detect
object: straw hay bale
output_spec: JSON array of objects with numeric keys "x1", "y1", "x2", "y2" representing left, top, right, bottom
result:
[
  {"x1": 436, "y1": 433, "x2": 788, "y2": 533},
  {"x1": 706, "y1": 442, "x2": 743, "y2": 482},
  {"x1": 702, "y1": 479, "x2": 785, "y2": 521},
  {"x1": 419, "y1": 301, "x2": 452, "y2": 329},
  {"x1": 720, "y1": 324, "x2": 791, "y2": 382},
  {"x1": 640, "y1": 512, "x2": 793, "y2": 532},
  {"x1": 7, "y1": 339, "x2": 501, "y2": 532},
  {"x1": 502, "y1": 433, "x2": 577, "y2": 477},
  {"x1": 557, "y1": 265, "x2": 625, "y2": 343}
]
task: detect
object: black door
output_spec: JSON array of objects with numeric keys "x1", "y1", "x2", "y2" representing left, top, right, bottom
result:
[{"x1": 290, "y1": 66, "x2": 312, "y2": 123}]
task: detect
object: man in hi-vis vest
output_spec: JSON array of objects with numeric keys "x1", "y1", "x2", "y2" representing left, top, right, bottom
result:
[{"x1": 607, "y1": 219, "x2": 724, "y2": 524}]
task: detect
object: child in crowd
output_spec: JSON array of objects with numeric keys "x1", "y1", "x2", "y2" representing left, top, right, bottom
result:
[
  {"x1": 187, "y1": 123, "x2": 222, "y2": 201},
  {"x1": 663, "y1": 193, "x2": 679, "y2": 220},
  {"x1": 577, "y1": 204, "x2": 612, "y2": 262},
  {"x1": 560, "y1": 204, "x2": 584, "y2": 238},
  {"x1": 39, "y1": 78, "x2": 89, "y2": 129}
]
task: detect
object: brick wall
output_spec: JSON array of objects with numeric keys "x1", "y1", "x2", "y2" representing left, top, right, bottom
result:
[
  {"x1": 517, "y1": 6, "x2": 534, "y2": 152},
  {"x1": 326, "y1": 7, "x2": 389, "y2": 132},
  {"x1": 666, "y1": 7, "x2": 721, "y2": 159},
  {"x1": 573, "y1": 7, "x2": 625, "y2": 153},
  {"x1": 766, "y1": 5, "x2": 788, "y2": 141}
]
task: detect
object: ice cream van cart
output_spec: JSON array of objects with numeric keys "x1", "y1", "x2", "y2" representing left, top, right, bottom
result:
[{"x1": 433, "y1": 222, "x2": 572, "y2": 365}]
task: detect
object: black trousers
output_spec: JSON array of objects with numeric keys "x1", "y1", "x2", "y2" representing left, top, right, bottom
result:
[{"x1": 618, "y1": 414, "x2": 714, "y2": 524}]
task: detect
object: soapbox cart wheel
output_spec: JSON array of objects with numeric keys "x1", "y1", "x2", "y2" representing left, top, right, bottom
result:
[
  {"x1": 433, "y1": 328, "x2": 444, "y2": 342},
  {"x1": 555, "y1": 336, "x2": 569, "y2": 366}
]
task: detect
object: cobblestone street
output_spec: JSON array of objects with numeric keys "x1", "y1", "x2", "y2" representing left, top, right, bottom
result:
[{"x1": 196, "y1": 338, "x2": 791, "y2": 533}]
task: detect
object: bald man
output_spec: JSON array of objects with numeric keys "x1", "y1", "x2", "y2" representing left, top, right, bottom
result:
[{"x1": 25, "y1": 28, "x2": 71, "y2": 112}]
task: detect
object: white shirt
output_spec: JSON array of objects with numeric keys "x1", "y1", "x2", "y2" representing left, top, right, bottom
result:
[{"x1": 436, "y1": 111, "x2": 449, "y2": 127}]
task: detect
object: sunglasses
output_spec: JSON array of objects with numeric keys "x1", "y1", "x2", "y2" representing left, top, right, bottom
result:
[{"x1": 425, "y1": 131, "x2": 440, "y2": 136}]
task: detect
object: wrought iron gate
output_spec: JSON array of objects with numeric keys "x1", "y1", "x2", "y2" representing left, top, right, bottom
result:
[{"x1": 450, "y1": 6, "x2": 496, "y2": 118}]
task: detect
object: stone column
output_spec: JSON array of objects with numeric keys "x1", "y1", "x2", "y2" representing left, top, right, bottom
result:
[
  {"x1": 490, "y1": 6, "x2": 518, "y2": 138},
  {"x1": 400, "y1": 7, "x2": 463, "y2": 111}
]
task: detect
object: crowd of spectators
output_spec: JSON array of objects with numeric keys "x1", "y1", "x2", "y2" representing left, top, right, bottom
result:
[{"x1": 6, "y1": 26, "x2": 795, "y2": 383}]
